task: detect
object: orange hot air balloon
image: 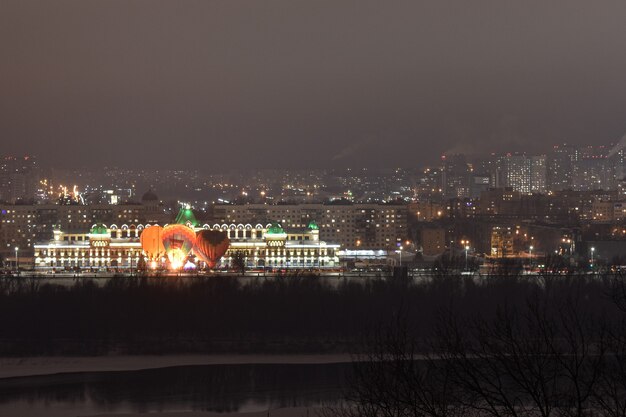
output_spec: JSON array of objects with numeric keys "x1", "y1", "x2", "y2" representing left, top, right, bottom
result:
[
  {"x1": 162, "y1": 224, "x2": 196, "y2": 269},
  {"x1": 194, "y1": 230, "x2": 230, "y2": 269},
  {"x1": 140, "y1": 225, "x2": 166, "y2": 261}
]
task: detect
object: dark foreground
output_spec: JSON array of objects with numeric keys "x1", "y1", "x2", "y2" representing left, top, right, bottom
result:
[
  {"x1": 0, "y1": 272, "x2": 623, "y2": 356},
  {"x1": 3, "y1": 273, "x2": 626, "y2": 416}
]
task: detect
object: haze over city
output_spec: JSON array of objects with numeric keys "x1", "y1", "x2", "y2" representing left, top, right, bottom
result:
[{"x1": 4, "y1": 0, "x2": 626, "y2": 169}]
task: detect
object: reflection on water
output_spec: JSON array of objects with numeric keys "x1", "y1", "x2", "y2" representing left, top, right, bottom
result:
[{"x1": 0, "y1": 362, "x2": 350, "y2": 416}]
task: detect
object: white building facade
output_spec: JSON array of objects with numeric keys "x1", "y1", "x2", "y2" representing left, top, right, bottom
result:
[{"x1": 33, "y1": 221, "x2": 340, "y2": 271}]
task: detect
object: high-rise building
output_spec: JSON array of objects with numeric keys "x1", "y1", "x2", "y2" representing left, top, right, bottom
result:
[
  {"x1": 441, "y1": 154, "x2": 470, "y2": 198},
  {"x1": 503, "y1": 154, "x2": 532, "y2": 194},
  {"x1": 612, "y1": 148, "x2": 626, "y2": 184},
  {"x1": 473, "y1": 155, "x2": 499, "y2": 187},
  {"x1": 530, "y1": 155, "x2": 547, "y2": 194},
  {"x1": 415, "y1": 168, "x2": 443, "y2": 201},
  {"x1": 469, "y1": 174, "x2": 491, "y2": 198},
  {"x1": 572, "y1": 156, "x2": 614, "y2": 191},
  {"x1": 547, "y1": 144, "x2": 578, "y2": 192},
  {"x1": 495, "y1": 154, "x2": 545, "y2": 194},
  {"x1": 0, "y1": 156, "x2": 39, "y2": 203}
]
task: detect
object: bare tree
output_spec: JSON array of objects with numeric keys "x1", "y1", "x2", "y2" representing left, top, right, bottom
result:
[
  {"x1": 436, "y1": 302, "x2": 564, "y2": 417},
  {"x1": 339, "y1": 285, "x2": 610, "y2": 417},
  {"x1": 591, "y1": 315, "x2": 626, "y2": 417},
  {"x1": 332, "y1": 312, "x2": 470, "y2": 417}
]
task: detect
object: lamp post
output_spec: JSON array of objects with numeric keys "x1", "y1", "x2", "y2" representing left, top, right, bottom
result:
[
  {"x1": 318, "y1": 239, "x2": 321, "y2": 274},
  {"x1": 460, "y1": 239, "x2": 470, "y2": 271},
  {"x1": 356, "y1": 239, "x2": 361, "y2": 274},
  {"x1": 529, "y1": 245, "x2": 534, "y2": 270},
  {"x1": 398, "y1": 246, "x2": 403, "y2": 267},
  {"x1": 450, "y1": 240, "x2": 454, "y2": 262},
  {"x1": 590, "y1": 246, "x2": 595, "y2": 271},
  {"x1": 14, "y1": 247, "x2": 18, "y2": 275}
]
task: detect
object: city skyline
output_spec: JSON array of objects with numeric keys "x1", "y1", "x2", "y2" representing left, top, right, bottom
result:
[{"x1": 2, "y1": 137, "x2": 626, "y2": 207}]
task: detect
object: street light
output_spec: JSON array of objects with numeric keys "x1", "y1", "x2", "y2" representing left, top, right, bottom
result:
[
  {"x1": 460, "y1": 240, "x2": 470, "y2": 270},
  {"x1": 591, "y1": 246, "x2": 595, "y2": 271},
  {"x1": 529, "y1": 245, "x2": 534, "y2": 269},
  {"x1": 398, "y1": 246, "x2": 403, "y2": 266},
  {"x1": 14, "y1": 247, "x2": 18, "y2": 275}
]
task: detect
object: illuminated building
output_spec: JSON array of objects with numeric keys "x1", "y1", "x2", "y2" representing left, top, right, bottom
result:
[
  {"x1": 0, "y1": 190, "x2": 168, "y2": 261},
  {"x1": 0, "y1": 155, "x2": 39, "y2": 203},
  {"x1": 408, "y1": 201, "x2": 446, "y2": 222},
  {"x1": 441, "y1": 154, "x2": 470, "y2": 199},
  {"x1": 530, "y1": 156, "x2": 547, "y2": 194},
  {"x1": 415, "y1": 167, "x2": 444, "y2": 201},
  {"x1": 34, "y1": 224, "x2": 143, "y2": 270},
  {"x1": 470, "y1": 174, "x2": 491, "y2": 199},
  {"x1": 590, "y1": 200, "x2": 626, "y2": 223},
  {"x1": 490, "y1": 226, "x2": 514, "y2": 257},
  {"x1": 478, "y1": 188, "x2": 521, "y2": 215},
  {"x1": 591, "y1": 200, "x2": 614, "y2": 223},
  {"x1": 572, "y1": 157, "x2": 615, "y2": 191},
  {"x1": 212, "y1": 203, "x2": 408, "y2": 250},
  {"x1": 489, "y1": 225, "x2": 534, "y2": 258},
  {"x1": 614, "y1": 202, "x2": 626, "y2": 221},
  {"x1": 33, "y1": 214, "x2": 340, "y2": 270},
  {"x1": 497, "y1": 154, "x2": 546, "y2": 194},
  {"x1": 547, "y1": 144, "x2": 578, "y2": 191}
]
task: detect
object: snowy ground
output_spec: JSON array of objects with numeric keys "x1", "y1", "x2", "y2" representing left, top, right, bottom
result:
[{"x1": 0, "y1": 353, "x2": 353, "y2": 379}]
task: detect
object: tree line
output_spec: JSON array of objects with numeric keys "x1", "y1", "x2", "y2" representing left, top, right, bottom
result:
[
  {"x1": 338, "y1": 273, "x2": 626, "y2": 417},
  {"x1": 0, "y1": 273, "x2": 622, "y2": 362}
]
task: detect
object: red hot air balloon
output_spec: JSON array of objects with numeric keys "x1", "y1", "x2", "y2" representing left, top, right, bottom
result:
[
  {"x1": 194, "y1": 230, "x2": 230, "y2": 269},
  {"x1": 161, "y1": 224, "x2": 196, "y2": 269}
]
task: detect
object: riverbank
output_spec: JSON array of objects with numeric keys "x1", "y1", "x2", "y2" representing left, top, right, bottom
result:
[{"x1": 0, "y1": 353, "x2": 353, "y2": 379}]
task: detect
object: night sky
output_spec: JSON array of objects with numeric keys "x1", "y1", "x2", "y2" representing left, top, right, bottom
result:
[{"x1": 3, "y1": 0, "x2": 626, "y2": 170}]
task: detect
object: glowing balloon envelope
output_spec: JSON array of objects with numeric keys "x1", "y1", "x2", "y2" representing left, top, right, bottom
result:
[
  {"x1": 162, "y1": 224, "x2": 196, "y2": 269},
  {"x1": 140, "y1": 225, "x2": 166, "y2": 261},
  {"x1": 194, "y1": 230, "x2": 230, "y2": 269}
]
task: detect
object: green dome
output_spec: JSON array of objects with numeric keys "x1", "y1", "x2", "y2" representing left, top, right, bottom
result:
[
  {"x1": 175, "y1": 205, "x2": 198, "y2": 227},
  {"x1": 307, "y1": 220, "x2": 319, "y2": 230},
  {"x1": 266, "y1": 222, "x2": 285, "y2": 234},
  {"x1": 90, "y1": 223, "x2": 108, "y2": 235}
]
